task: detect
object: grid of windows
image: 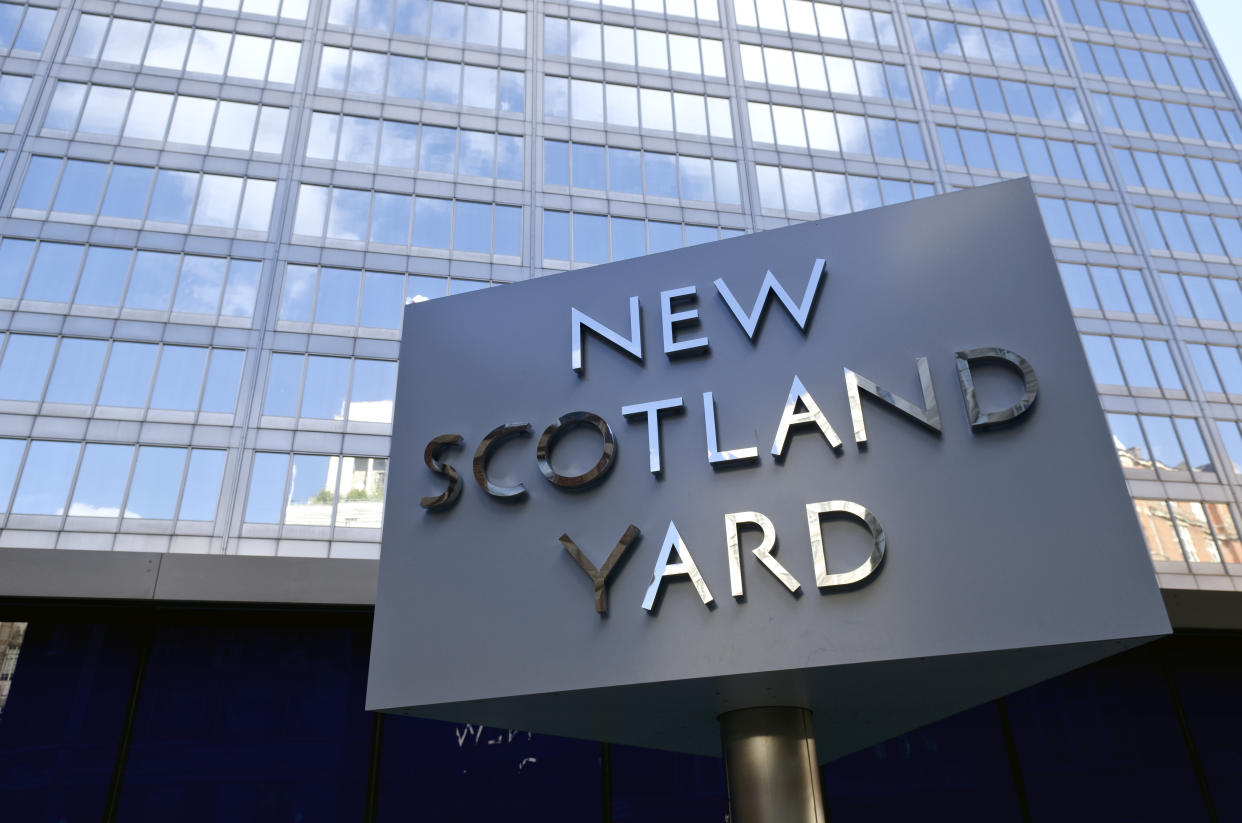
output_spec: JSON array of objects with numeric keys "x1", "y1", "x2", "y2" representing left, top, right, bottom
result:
[
  {"x1": 1072, "y1": 41, "x2": 1221, "y2": 93},
  {"x1": 909, "y1": 17, "x2": 1066, "y2": 71},
  {"x1": 1091, "y1": 90, "x2": 1242, "y2": 145},
  {"x1": 1, "y1": 439, "x2": 226, "y2": 522},
  {"x1": 154, "y1": 0, "x2": 310, "y2": 21},
  {"x1": 756, "y1": 165, "x2": 935, "y2": 216},
  {"x1": 0, "y1": 0, "x2": 1236, "y2": 579},
  {"x1": 938, "y1": 127, "x2": 1108, "y2": 186},
  {"x1": 545, "y1": 18, "x2": 725, "y2": 77},
  {"x1": 1161, "y1": 273, "x2": 1242, "y2": 328},
  {"x1": 292, "y1": 186, "x2": 521, "y2": 255},
  {"x1": 69, "y1": 15, "x2": 302, "y2": 85},
  {"x1": 306, "y1": 115, "x2": 522, "y2": 180},
  {"x1": 328, "y1": 0, "x2": 525, "y2": 49},
  {"x1": 543, "y1": 211, "x2": 743, "y2": 265},
  {"x1": 277, "y1": 265, "x2": 485, "y2": 333},
  {"x1": 1057, "y1": 0, "x2": 1199, "y2": 43},
  {"x1": 15, "y1": 157, "x2": 276, "y2": 235},
  {"x1": 1106, "y1": 411, "x2": 1213, "y2": 476},
  {"x1": 263, "y1": 353, "x2": 397, "y2": 425},
  {"x1": 544, "y1": 140, "x2": 740, "y2": 206},
  {"x1": 747, "y1": 102, "x2": 926, "y2": 163},
  {"x1": 1132, "y1": 498, "x2": 1240, "y2": 565},
  {"x1": 543, "y1": 76, "x2": 732, "y2": 139},
  {"x1": 0, "y1": 238, "x2": 260, "y2": 321},
  {"x1": 1058, "y1": 262, "x2": 1155, "y2": 317},
  {"x1": 1112, "y1": 147, "x2": 1242, "y2": 201},
  {"x1": 923, "y1": 69, "x2": 1086, "y2": 126},
  {"x1": 732, "y1": 0, "x2": 898, "y2": 45},
  {"x1": 244, "y1": 452, "x2": 386, "y2": 528},
  {"x1": 739, "y1": 46, "x2": 911, "y2": 101},
  {"x1": 0, "y1": 334, "x2": 244, "y2": 416},
  {"x1": 0, "y1": 2, "x2": 54, "y2": 55},
  {"x1": 1079, "y1": 333, "x2": 1183, "y2": 394},
  {"x1": 919, "y1": 0, "x2": 1048, "y2": 20},
  {"x1": 43, "y1": 83, "x2": 289, "y2": 156},
  {"x1": 317, "y1": 47, "x2": 524, "y2": 112}
]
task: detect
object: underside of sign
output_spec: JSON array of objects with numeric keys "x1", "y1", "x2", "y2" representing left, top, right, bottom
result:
[{"x1": 368, "y1": 179, "x2": 1170, "y2": 762}]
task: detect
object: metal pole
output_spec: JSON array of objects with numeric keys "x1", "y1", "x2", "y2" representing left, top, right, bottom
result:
[{"x1": 718, "y1": 706, "x2": 826, "y2": 823}]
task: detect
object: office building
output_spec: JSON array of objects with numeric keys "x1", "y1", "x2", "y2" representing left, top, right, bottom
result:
[{"x1": 0, "y1": 0, "x2": 1240, "y2": 819}]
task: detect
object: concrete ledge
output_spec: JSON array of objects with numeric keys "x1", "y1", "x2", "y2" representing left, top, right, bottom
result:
[
  {"x1": 1162, "y1": 588, "x2": 1242, "y2": 631},
  {"x1": 0, "y1": 548, "x2": 379, "y2": 605}
]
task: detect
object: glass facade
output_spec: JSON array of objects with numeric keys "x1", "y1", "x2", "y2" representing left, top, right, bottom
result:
[
  {"x1": 0, "y1": 0, "x2": 1235, "y2": 576},
  {"x1": 0, "y1": 608, "x2": 1239, "y2": 821}
]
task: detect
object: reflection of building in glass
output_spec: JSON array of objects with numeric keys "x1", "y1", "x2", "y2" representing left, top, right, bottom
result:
[{"x1": 0, "y1": 622, "x2": 26, "y2": 718}]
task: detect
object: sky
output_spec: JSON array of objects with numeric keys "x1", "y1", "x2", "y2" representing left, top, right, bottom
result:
[{"x1": 1195, "y1": 0, "x2": 1242, "y2": 94}]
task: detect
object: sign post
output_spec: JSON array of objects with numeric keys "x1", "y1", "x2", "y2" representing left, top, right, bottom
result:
[{"x1": 368, "y1": 180, "x2": 1170, "y2": 814}]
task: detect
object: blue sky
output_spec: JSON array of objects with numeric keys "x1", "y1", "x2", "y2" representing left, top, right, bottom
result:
[{"x1": 1195, "y1": 0, "x2": 1242, "y2": 93}]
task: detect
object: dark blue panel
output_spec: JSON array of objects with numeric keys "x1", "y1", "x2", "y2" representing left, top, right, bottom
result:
[
  {"x1": 611, "y1": 744, "x2": 726, "y2": 823},
  {"x1": 823, "y1": 701, "x2": 1022, "y2": 822},
  {"x1": 377, "y1": 715, "x2": 600, "y2": 822},
  {"x1": 1007, "y1": 647, "x2": 1209, "y2": 823},
  {"x1": 116, "y1": 621, "x2": 372, "y2": 823},
  {"x1": 1169, "y1": 636, "x2": 1242, "y2": 821},
  {"x1": 0, "y1": 620, "x2": 143, "y2": 823}
]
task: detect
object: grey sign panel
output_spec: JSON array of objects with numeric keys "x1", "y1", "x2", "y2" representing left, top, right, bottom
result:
[{"x1": 367, "y1": 180, "x2": 1170, "y2": 760}]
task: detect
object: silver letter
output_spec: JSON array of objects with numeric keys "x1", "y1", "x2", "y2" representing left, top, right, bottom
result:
[
  {"x1": 806, "y1": 500, "x2": 886, "y2": 589},
  {"x1": 420, "y1": 434, "x2": 464, "y2": 511},
  {"x1": 955, "y1": 347, "x2": 1039, "y2": 430},
  {"x1": 571, "y1": 296, "x2": 643, "y2": 374},
  {"x1": 661, "y1": 286, "x2": 709, "y2": 358},
  {"x1": 714, "y1": 258, "x2": 825, "y2": 341},
  {"x1": 537, "y1": 411, "x2": 617, "y2": 490},
  {"x1": 642, "y1": 522, "x2": 715, "y2": 611},
  {"x1": 703, "y1": 392, "x2": 759, "y2": 466},
  {"x1": 472, "y1": 423, "x2": 532, "y2": 498},
  {"x1": 844, "y1": 357, "x2": 941, "y2": 444},
  {"x1": 622, "y1": 397, "x2": 684, "y2": 474},
  {"x1": 725, "y1": 511, "x2": 800, "y2": 598},
  {"x1": 770, "y1": 376, "x2": 842, "y2": 457},
  {"x1": 560, "y1": 525, "x2": 641, "y2": 614}
]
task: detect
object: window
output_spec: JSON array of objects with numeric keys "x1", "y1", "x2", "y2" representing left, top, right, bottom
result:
[
  {"x1": 1037, "y1": 197, "x2": 1130, "y2": 248},
  {"x1": 732, "y1": 0, "x2": 899, "y2": 45},
  {"x1": 244, "y1": 452, "x2": 388, "y2": 529},
  {"x1": 938, "y1": 127, "x2": 1106, "y2": 185},
  {"x1": 923, "y1": 69, "x2": 1085, "y2": 127},
  {"x1": 0, "y1": 73, "x2": 30, "y2": 126},
  {"x1": 1079, "y1": 334, "x2": 1182, "y2": 394},
  {"x1": 1105, "y1": 412, "x2": 1212, "y2": 475},
  {"x1": 1057, "y1": 263, "x2": 1155, "y2": 318},
  {"x1": 1160, "y1": 273, "x2": 1242, "y2": 328},
  {"x1": 545, "y1": 18, "x2": 723, "y2": 77},
  {"x1": 1132, "y1": 499, "x2": 1238, "y2": 565},
  {"x1": 923, "y1": 0, "x2": 1047, "y2": 19},
  {"x1": 278, "y1": 266, "x2": 474, "y2": 332},
  {"x1": 0, "y1": 333, "x2": 245, "y2": 416},
  {"x1": 4, "y1": 438, "x2": 226, "y2": 521},
  {"x1": 159, "y1": 0, "x2": 309, "y2": 20},
  {"x1": 1060, "y1": 1, "x2": 1199, "y2": 43},
  {"x1": 0, "y1": 2, "x2": 54, "y2": 54},
  {"x1": 1112, "y1": 147, "x2": 1242, "y2": 202},
  {"x1": 565, "y1": 0, "x2": 718, "y2": 21},
  {"x1": 1073, "y1": 41, "x2": 1220, "y2": 93},
  {"x1": 543, "y1": 140, "x2": 739, "y2": 207},
  {"x1": 44, "y1": 82, "x2": 288, "y2": 156},
  {"x1": 13, "y1": 157, "x2": 275, "y2": 235},
  {"x1": 292, "y1": 186, "x2": 521, "y2": 256},
  {"x1": 1136, "y1": 208, "x2": 1242, "y2": 260},
  {"x1": 756, "y1": 165, "x2": 935, "y2": 215},
  {"x1": 747, "y1": 103, "x2": 925, "y2": 163},
  {"x1": 317, "y1": 46, "x2": 524, "y2": 113},
  {"x1": 70, "y1": 15, "x2": 301, "y2": 85},
  {"x1": 543, "y1": 211, "x2": 745, "y2": 265},
  {"x1": 910, "y1": 17, "x2": 1064, "y2": 71},
  {"x1": 327, "y1": 0, "x2": 523, "y2": 48},
  {"x1": 544, "y1": 76, "x2": 731, "y2": 140},
  {"x1": 739, "y1": 45, "x2": 910, "y2": 101},
  {"x1": 262, "y1": 354, "x2": 397, "y2": 425}
]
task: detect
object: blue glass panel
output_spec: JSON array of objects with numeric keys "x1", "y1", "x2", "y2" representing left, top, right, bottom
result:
[
  {"x1": 1008, "y1": 645, "x2": 1211, "y2": 822},
  {"x1": 24, "y1": 241, "x2": 84, "y2": 303},
  {"x1": 315, "y1": 267, "x2": 361, "y2": 325},
  {"x1": 612, "y1": 744, "x2": 725, "y2": 823},
  {"x1": 0, "y1": 621, "x2": 144, "y2": 821},
  {"x1": 101, "y1": 165, "x2": 154, "y2": 219},
  {"x1": 412, "y1": 197, "x2": 451, "y2": 249},
  {"x1": 824, "y1": 702, "x2": 1021, "y2": 821},
  {"x1": 0, "y1": 236, "x2": 35, "y2": 298},
  {"x1": 378, "y1": 717, "x2": 600, "y2": 823},
  {"x1": 117, "y1": 622, "x2": 372, "y2": 823}
]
